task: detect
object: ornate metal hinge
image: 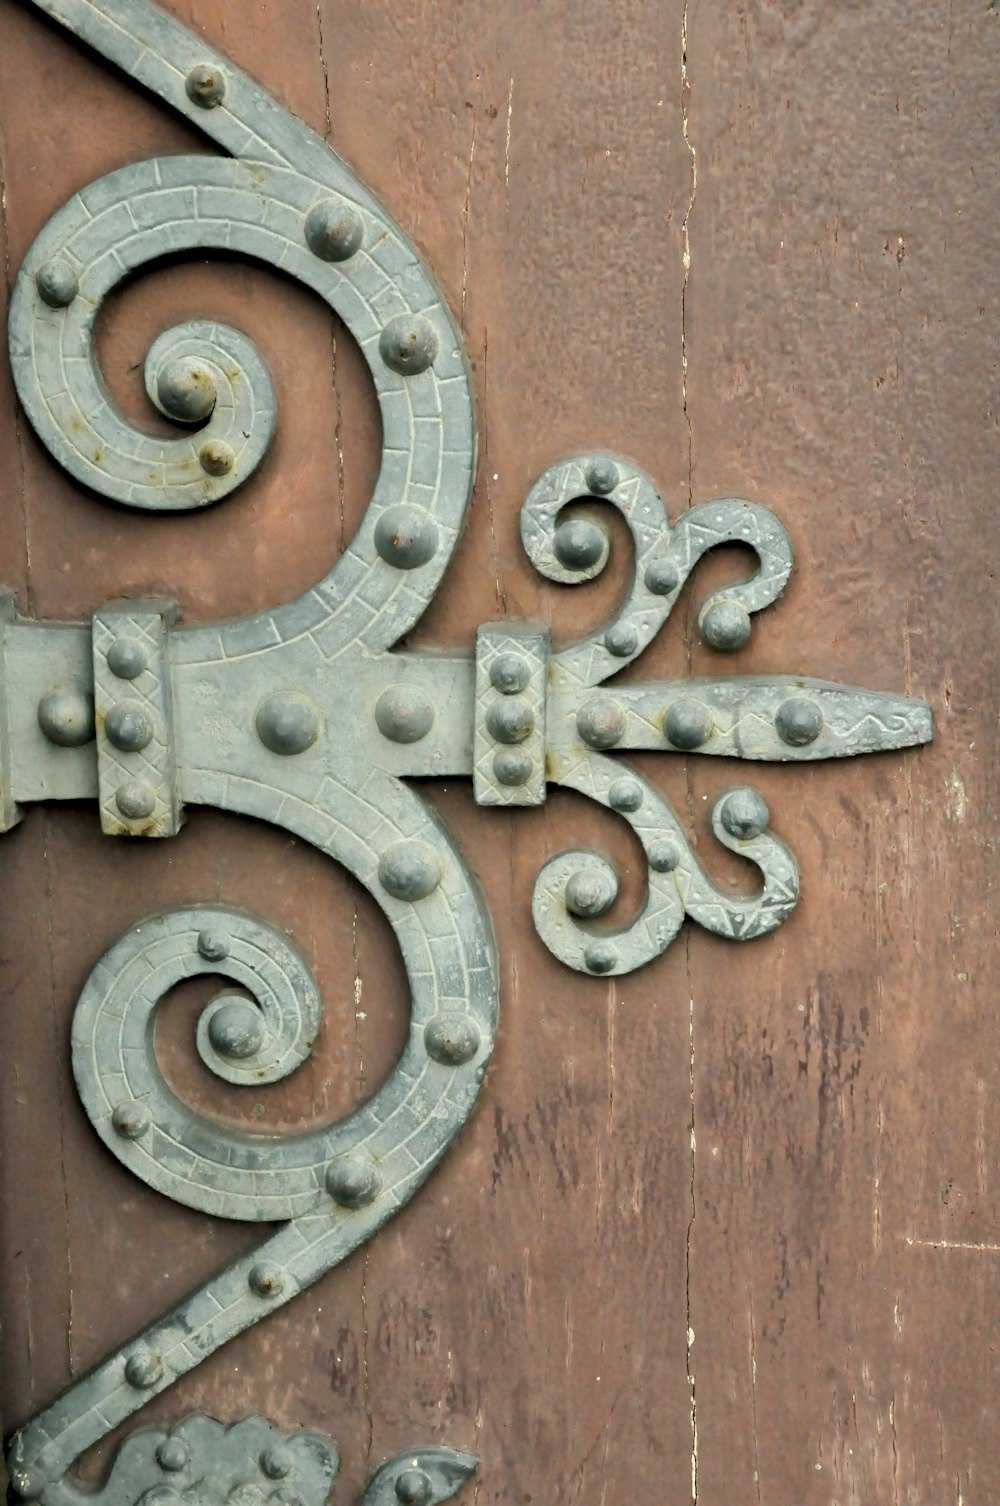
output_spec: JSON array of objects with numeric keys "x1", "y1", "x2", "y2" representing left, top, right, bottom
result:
[{"x1": 2, "y1": 0, "x2": 931, "y2": 1500}]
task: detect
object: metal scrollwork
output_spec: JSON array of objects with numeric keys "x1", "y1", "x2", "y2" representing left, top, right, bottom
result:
[{"x1": 1, "y1": 0, "x2": 932, "y2": 1500}]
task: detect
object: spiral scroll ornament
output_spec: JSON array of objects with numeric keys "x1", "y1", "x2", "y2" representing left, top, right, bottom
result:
[{"x1": 1, "y1": 0, "x2": 932, "y2": 1499}]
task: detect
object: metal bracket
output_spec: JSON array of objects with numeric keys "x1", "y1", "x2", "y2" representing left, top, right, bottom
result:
[{"x1": 2, "y1": 0, "x2": 932, "y2": 1500}]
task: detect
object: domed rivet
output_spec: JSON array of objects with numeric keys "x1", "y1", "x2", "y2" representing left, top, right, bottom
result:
[
  {"x1": 156, "y1": 357, "x2": 216, "y2": 423},
  {"x1": 9, "y1": 1466, "x2": 46, "y2": 1501},
  {"x1": 493, "y1": 748, "x2": 532, "y2": 786},
  {"x1": 198, "y1": 928, "x2": 230, "y2": 961},
  {"x1": 259, "y1": 1446, "x2": 294, "y2": 1481},
  {"x1": 605, "y1": 622, "x2": 638, "y2": 658},
  {"x1": 112, "y1": 1102, "x2": 151, "y2": 1139},
  {"x1": 106, "y1": 637, "x2": 149, "y2": 680},
  {"x1": 156, "y1": 1438, "x2": 190, "y2": 1473},
  {"x1": 305, "y1": 200, "x2": 364, "y2": 261},
  {"x1": 490, "y1": 653, "x2": 530, "y2": 695},
  {"x1": 325, "y1": 1151, "x2": 381, "y2": 1208},
  {"x1": 378, "y1": 841, "x2": 441, "y2": 901},
  {"x1": 116, "y1": 778, "x2": 156, "y2": 821},
  {"x1": 105, "y1": 702, "x2": 154, "y2": 752},
  {"x1": 577, "y1": 697, "x2": 626, "y2": 750},
  {"x1": 185, "y1": 64, "x2": 226, "y2": 107},
  {"x1": 608, "y1": 776, "x2": 643, "y2": 813},
  {"x1": 586, "y1": 459, "x2": 619, "y2": 495},
  {"x1": 565, "y1": 869, "x2": 617, "y2": 919},
  {"x1": 425, "y1": 1014, "x2": 481, "y2": 1065},
  {"x1": 700, "y1": 599, "x2": 751, "y2": 652},
  {"x1": 775, "y1": 696, "x2": 824, "y2": 747},
  {"x1": 584, "y1": 941, "x2": 618, "y2": 975},
  {"x1": 379, "y1": 314, "x2": 438, "y2": 375},
  {"x1": 649, "y1": 839, "x2": 681, "y2": 873},
  {"x1": 208, "y1": 999, "x2": 264, "y2": 1060},
  {"x1": 248, "y1": 1262, "x2": 285, "y2": 1298},
  {"x1": 374, "y1": 686, "x2": 435, "y2": 744},
  {"x1": 223, "y1": 1488, "x2": 266, "y2": 1506},
  {"x1": 663, "y1": 698, "x2": 712, "y2": 750},
  {"x1": 199, "y1": 440, "x2": 234, "y2": 477},
  {"x1": 486, "y1": 699, "x2": 534, "y2": 744},
  {"x1": 395, "y1": 1470, "x2": 434, "y2": 1506},
  {"x1": 720, "y1": 789, "x2": 770, "y2": 841},
  {"x1": 644, "y1": 559, "x2": 680, "y2": 595},
  {"x1": 553, "y1": 517, "x2": 605, "y2": 570},
  {"x1": 374, "y1": 505, "x2": 439, "y2": 569},
  {"x1": 35, "y1": 259, "x2": 78, "y2": 308},
  {"x1": 125, "y1": 1349, "x2": 163, "y2": 1389},
  {"x1": 255, "y1": 692, "x2": 320, "y2": 756},
  {"x1": 37, "y1": 685, "x2": 95, "y2": 747}
]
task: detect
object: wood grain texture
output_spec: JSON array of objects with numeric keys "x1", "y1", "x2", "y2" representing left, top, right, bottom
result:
[{"x1": 0, "y1": 0, "x2": 996, "y2": 1502}]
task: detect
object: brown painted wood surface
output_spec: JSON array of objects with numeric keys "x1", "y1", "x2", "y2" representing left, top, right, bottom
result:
[{"x1": 0, "y1": 1, "x2": 996, "y2": 1501}]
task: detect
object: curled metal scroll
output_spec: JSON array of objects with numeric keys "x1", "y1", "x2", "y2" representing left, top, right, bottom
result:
[{"x1": 1, "y1": 0, "x2": 933, "y2": 1500}]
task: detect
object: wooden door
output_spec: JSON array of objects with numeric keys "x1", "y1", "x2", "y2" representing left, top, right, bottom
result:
[{"x1": 0, "y1": 1, "x2": 996, "y2": 1502}]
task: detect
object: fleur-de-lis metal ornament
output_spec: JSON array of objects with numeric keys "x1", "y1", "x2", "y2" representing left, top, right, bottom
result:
[{"x1": 1, "y1": 0, "x2": 931, "y2": 1501}]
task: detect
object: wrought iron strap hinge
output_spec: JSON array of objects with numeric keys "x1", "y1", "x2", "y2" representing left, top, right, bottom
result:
[{"x1": 1, "y1": 0, "x2": 931, "y2": 1500}]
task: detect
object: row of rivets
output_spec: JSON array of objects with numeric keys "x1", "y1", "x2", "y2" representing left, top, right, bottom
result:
[
  {"x1": 152, "y1": 1434, "x2": 295, "y2": 1485},
  {"x1": 576, "y1": 694, "x2": 825, "y2": 750},
  {"x1": 487, "y1": 649, "x2": 535, "y2": 789}
]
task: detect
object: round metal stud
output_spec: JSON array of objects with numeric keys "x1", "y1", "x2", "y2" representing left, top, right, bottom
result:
[
  {"x1": 395, "y1": 1470, "x2": 434, "y2": 1506},
  {"x1": 105, "y1": 702, "x2": 154, "y2": 752},
  {"x1": 586, "y1": 459, "x2": 619, "y2": 495},
  {"x1": 424, "y1": 1014, "x2": 481, "y2": 1065},
  {"x1": 37, "y1": 685, "x2": 95, "y2": 747},
  {"x1": 259, "y1": 1446, "x2": 294, "y2": 1481},
  {"x1": 663, "y1": 698, "x2": 712, "y2": 750},
  {"x1": 35, "y1": 259, "x2": 78, "y2": 308},
  {"x1": 156, "y1": 357, "x2": 216, "y2": 423},
  {"x1": 374, "y1": 505, "x2": 439, "y2": 569},
  {"x1": 648, "y1": 839, "x2": 681, "y2": 873},
  {"x1": 644, "y1": 559, "x2": 680, "y2": 595},
  {"x1": 198, "y1": 927, "x2": 230, "y2": 961},
  {"x1": 325, "y1": 1152, "x2": 381, "y2": 1208},
  {"x1": 156, "y1": 1439, "x2": 190, "y2": 1474},
  {"x1": 584, "y1": 941, "x2": 618, "y2": 975},
  {"x1": 604, "y1": 622, "x2": 638, "y2": 658},
  {"x1": 486, "y1": 699, "x2": 534, "y2": 744},
  {"x1": 112, "y1": 1102, "x2": 152, "y2": 1140},
  {"x1": 490, "y1": 653, "x2": 530, "y2": 695},
  {"x1": 565, "y1": 868, "x2": 617, "y2": 918},
  {"x1": 248, "y1": 1262, "x2": 286, "y2": 1298},
  {"x1": 185, "y1": 64, "x2": 226, "y2": 107},
  {"x1": 124, "y1": 1349, "x2": 163, "y2": 1389},
  {"x1": 9, "y1": 1467, "x2": 45, "y2": 1502},
  {"x1": 255, "y1": 692, "x2": 320, "y2": 755},
  {"x1": 700, "y1": 599, "x2": 751, "y2": 652},
  {"x1": 379, "y1": 314, "x2": 438, "y2": 375},
  {"x1": 378, "y1": 841, "x2": 441, "y2": 901},
  {"x1": 720, "y1": 789, "x2": 770, "y2": 841},
  {"x1": 374, "y1": 686, "x2": 435, "y2": 744},
  {"x1": 116, "y1": 778, "x2": 156, "y2": 821},
  {"x1": 493, "y1": 748, "x2": 532, "y2": 785},
  {"x1": 208, "y1": 998, "x2": 265, "y2": 1059},
  {"x1": 576, "y1": 697, "x2": 626, "y2": 750},
  {"x1": 199, "y1": 440, "x2": 235, "y2": 477},
  {"x1": 305, "y1": 200, "x2": 364, "y2": 261},
  {"x1": 553, "y1": 517, "x2": 605, "y2": 570},
  {"x1": 775, "y1": 696, "x2": 824, "y2": 747},
  {"x1": 106, "y1": 637, "x2": 149, "y2": 680},
  {"x1": 608, "y1": 776, "x2": 643, "y2": 813}
]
